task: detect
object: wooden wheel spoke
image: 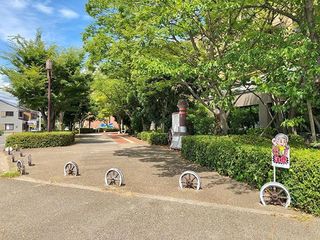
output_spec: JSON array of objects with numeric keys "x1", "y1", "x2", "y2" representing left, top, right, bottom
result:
[
  {"x1": 179, "y1": 171, "x2": 201, "y2": 190},
  {"x1": 105, "y1": 168, "x2": 124, "y2": 187}
]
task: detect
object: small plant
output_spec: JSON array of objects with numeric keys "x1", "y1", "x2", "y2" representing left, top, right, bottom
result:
[
  {"x1": 0, "y1": 171, "x2": 20, "y2": 178},
  {"x1": 137, "y1": 131, "x2": 168, "y2": 145}
]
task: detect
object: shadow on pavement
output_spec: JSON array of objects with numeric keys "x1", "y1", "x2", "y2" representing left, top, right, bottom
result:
[
  {"x1": 75, "y1": 134, "x2": 114, "y2": 144},
  {"x1": 114, "y1": 145, "x2": 253, "y2": 195}
]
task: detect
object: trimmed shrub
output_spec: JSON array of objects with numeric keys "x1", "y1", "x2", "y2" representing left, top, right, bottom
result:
[
  {"x1": 79, "y1": 128, "x2": 96, "y2": 133},
  {"x1": 78, "y1": 128, "x2": 119, "y2": 133},
  {"x1": 137, "y1": 131, "x2": 168, "y2": 145},
  {"x1": 6, "y1": 131, "x2": 75, "y2": 148},
  {"x1": 100, "y1": 128, "x2": 119, "y2": 132},
  {"x1": 181, "y1": 135, "x2": 320, "y2": 216}
]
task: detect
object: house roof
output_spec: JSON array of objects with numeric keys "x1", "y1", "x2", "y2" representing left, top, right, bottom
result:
[{"x1": 0, "y1": 98, "x2": 20, "y2": 109}]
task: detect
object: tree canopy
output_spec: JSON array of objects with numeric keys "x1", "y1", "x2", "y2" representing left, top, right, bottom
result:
[
  {"x1": 1, "y1": 31, "x2": 91, "y2": 130},
  {"x1": 83, "y1": 0, "x2": 320, "y2": 137}
]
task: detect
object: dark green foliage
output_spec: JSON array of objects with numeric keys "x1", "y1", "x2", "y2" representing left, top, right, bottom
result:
[
  {"x1": 181, "y1": 135, "x2": 320, "y2": 216},
  {"x1": 79, "y1": 128, "x2": 118, "y2": 133},
  {"x1": 229, "y1": 106, "x2": 259, "y2": 134},
  {"x1": 246, "y1": 128, "x2": 277, "y2": 138},
  {"x1": 137, "y1": 131, "x2": 168, "y2": 145},
  {"x1": 6, "y1": 132, "x2": 75, "y2": 148},
  {"x1": 100, "y1": 128, "x2": 119, "y2": 132},
  {"x1": 187, "y1": 103, "x2": 215, "y2": 135},
  {"x1": 79, "y1": 128, "x2": 96, "y2": 133}
]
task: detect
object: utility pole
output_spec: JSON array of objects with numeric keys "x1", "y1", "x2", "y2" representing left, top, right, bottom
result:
[{"x1": 46, "y1": 59, "x2": 52, "y2": 132}]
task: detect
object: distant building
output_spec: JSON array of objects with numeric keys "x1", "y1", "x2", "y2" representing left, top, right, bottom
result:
[
  {"x1": 0, "y1": 99, "x2": 41, "y2": 133},
  {"x1": 83, "y1": 116, "x2": 119, "y2": 129}
]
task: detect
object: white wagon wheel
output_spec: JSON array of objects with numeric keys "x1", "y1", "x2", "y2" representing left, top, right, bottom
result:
[
  {"x1": 16, "y1": 160, "x2": 25, "y2": 175},
  {"x1": 27, "y1": 154, "x2": 32, "y2": 166},
  {"x1": 260, "y1": 182, "x2": 291, "y2": 208},
  {"x1": 105, "y1": 168, "x2": 124, "y2": 186},
  {"x1": 5, "y1": 147, "x2": 13, "y2": 155},
  {"x1": 64, "y1": 161, "x2": 79, "y2": 176},
  {"x1": 179, "y1": 171, "x2": 201, "y2": 190}
]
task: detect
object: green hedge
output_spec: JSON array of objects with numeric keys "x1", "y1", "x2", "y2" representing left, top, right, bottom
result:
[
  {"x1": 101, "y1": 128, "x2": 119, "y2": 132},
  {"x1": 6, "y1": 131, "x2": 75, "y2": 148},
  {"x1": 181, "y1": 135, "x2": 320, "y2": 216},
  {"x1": 137, "y1": 131, "x2": 168, "y2": 145},
  {"x1": 78, "y1": 128, "x2": 119, "y2": 133}
]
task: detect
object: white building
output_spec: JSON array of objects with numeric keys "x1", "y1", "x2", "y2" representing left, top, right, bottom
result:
[{"x1": 0, "y1": 99, "x2": 41, "y2": 133}]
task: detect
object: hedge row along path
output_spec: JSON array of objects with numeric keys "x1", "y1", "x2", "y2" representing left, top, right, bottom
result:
[{"x1": 2, "y1": 133, "x2": 319, "y2": 230}]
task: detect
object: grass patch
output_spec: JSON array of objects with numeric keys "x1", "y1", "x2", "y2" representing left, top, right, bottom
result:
[{"x1": 0, "y1": 171, "x2": 20, "y2": 178}]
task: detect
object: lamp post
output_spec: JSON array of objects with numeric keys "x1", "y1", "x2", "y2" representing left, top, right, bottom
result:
[{"x1": 46, "y1": 59, "x2": 52, "y2": 132}]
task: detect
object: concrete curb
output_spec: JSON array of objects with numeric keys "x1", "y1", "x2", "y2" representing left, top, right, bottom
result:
[{"x1": 14, "y1": 176, "x2": 312, "y2": 220}]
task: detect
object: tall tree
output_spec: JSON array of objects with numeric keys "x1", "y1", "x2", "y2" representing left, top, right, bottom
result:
[{"x1": 1, "y1": 32, "x2": 90, "y2": 130}]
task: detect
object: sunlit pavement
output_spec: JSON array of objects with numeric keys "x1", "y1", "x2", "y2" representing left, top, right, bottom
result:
[{"x1": 0, "y1": 133, "x2": 319, "y2": 239}]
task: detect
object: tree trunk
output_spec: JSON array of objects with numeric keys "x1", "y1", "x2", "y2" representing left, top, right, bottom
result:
[
  {"x1": 41, "y1": 108, "x2": 47, "y2": 130},
  {"x1": 307, "y1": 100, "x2": 317, "y2": 142},
  {"x1": 59, "y1": 112, "x2": 64, "y2": 130},
  {"x1": 50, "y1": 111, "x2": 56, "y2": 131},
  {"x1": 313, "y1": 116, "x2": 320, "y2": 132},
  {"x1": 288, "y1": 107, "x2": 297, "y2": 135},
  {"x1": 215, "y1": 109, "x2": 229, "y2": 134}
]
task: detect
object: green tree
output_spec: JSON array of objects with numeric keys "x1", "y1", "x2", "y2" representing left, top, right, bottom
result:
[
  {"x1": 1, "y1": 32, "x2": 90, "y2": 130},
  {"x1": 84, "y1": 0, "x2": 262, "y2": 134}
]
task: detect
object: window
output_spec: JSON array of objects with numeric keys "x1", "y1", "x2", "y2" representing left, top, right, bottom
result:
[
  {"x1": 5, "y1": 124, "x2": 14, "y2": 131},
  {"x1": 5, "y1": 111, "x2": 14, "y2": 117}
]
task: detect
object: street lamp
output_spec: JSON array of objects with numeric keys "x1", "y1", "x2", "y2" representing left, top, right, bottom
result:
[{"x1": 46, "y1": 59, "x2": 52, "y2": 132}]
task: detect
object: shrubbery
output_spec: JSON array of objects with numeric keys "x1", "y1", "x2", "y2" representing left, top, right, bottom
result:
[
  {"x1": 181, "y1": 135, "x2": 320, "y2": 216},
  {"x1": 79, "y1": 128, "x2": 119, "y2": 133},
  {"x1": 137, "y1": 131, "x2": 168, "y2": 145},
  {"x1": 6, "y1": 131, "x2": 75, "y2": 148}
]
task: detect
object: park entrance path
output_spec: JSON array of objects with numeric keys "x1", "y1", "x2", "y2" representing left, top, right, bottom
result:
[{"x1": 8, "y1": 133, "x2": 315, "y2": 216}]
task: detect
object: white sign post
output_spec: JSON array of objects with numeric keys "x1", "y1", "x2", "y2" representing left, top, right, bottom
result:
[{"x1": 260, "y1": 133, "x2": 291, "y2": 208}]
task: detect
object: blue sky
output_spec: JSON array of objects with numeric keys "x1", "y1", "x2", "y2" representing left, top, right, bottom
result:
[{"x1": 0, "y1": 0, "x2": 91, "y2": 95}]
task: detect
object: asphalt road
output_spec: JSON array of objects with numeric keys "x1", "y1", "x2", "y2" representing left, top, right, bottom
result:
[{"x1": 0, "y1": 179, "x2": 319, "y2": 240}]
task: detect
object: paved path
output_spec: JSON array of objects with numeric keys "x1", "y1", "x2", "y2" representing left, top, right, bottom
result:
[
  {"x1": 0, "y1": 133, "x2": 319, "y2": 239},
  {"x1": 0, "y1": 179, "x2": 319, "y2": 240},
  {"x1": 5, "y1": 133, "x2": 292, "y2": 212}
]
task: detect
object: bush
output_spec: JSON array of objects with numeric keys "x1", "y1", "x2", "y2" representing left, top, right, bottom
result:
[
  {"x1": 6, "y1": 131, "x2": 75, "y2": 148},
  {"x1": 137, "y1": 131, "x2": 168, "y2": 145},
  {"x1": 181, "y1": 135, "x2": 320, "y2": 216},
  {"x1": 246, "y1": 127, "x2": 277, "y2": 138},
  {"x1": 79, "y1": 128, "x2": 96, "y2": 133},
  {"x1": 78, "y1": 128, "x2": 119, "y2": 133},
  {"x1": 100, "y1": 128, "x2": 119, "y2": 132},
  {"x1": 187, "y1": 103, "x2": 215, "y2": 135}
]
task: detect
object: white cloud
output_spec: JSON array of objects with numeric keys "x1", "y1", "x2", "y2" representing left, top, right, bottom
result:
[
  {"x1": 0, "y1": 75, "x2": 18, "y2": 105},
  {"x1": 0, "y1": 74, "x2": 10, "y2": 88},
  {"x1": 34, "y1": 3, "x2": 54, "y2": 15},
  {"x1": 59, "y1": 8, "x2": 79, "y2": 19},
  {"x1": 0, "y1": 2, "x2": 38, "y2": 41},
  {"x1": 11, "y1": 0, "x2": 30, "y2": 9}
]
